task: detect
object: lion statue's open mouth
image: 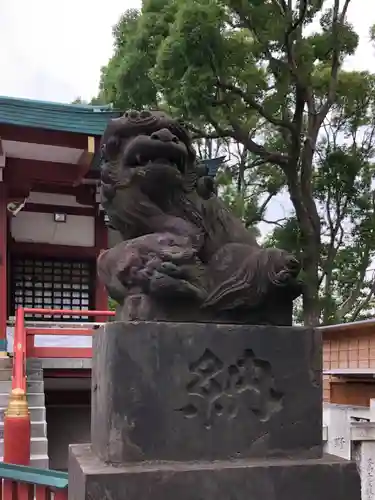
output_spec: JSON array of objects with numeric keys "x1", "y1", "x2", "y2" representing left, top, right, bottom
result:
[
  {"x1": 122, "y1": 130, "x2": 188, "y2": 174},
  {"x1": 101, "y1": 109, "x2": 194, "y2": 177}
]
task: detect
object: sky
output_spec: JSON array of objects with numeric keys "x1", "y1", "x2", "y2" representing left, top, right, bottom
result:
[
  {"x1": 0, "y1": 0, "x2": 141, "y2": 103},
  {"x1": 0, "y1": 0, "x2": 374, "y2": 104}
]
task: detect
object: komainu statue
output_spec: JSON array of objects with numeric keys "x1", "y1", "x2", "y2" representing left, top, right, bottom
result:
[{"x1": 98, "y1": 110, "x2": 302, "y2": 325}]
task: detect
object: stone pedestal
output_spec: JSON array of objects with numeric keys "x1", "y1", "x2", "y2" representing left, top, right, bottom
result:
[{"x1": 68, "y1": 322, "x2": 361, "y2": 500}]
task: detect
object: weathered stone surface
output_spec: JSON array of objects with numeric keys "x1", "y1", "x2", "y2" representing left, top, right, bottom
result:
[
  {"x1": 91, "y1": 321, "x2": 322, "y2": 463},
  {"x1": 69, "y1": 444, "x2": 360, "y2": 500}
]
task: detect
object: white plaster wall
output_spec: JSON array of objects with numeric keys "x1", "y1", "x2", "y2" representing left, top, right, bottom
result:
[
  {"x1": 6, "y1": 327, "x2": 92, "y2": 353},
  {"x1": 27, "y1": 191, "x2": 92, "y2": 207},
  {"x1": 11, "y1": 211, "x2": 95, "y2": 247}
]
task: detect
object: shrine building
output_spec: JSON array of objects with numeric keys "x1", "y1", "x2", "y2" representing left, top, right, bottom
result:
[{"x1": 0, "y1": 96, "x2": 122, "y2": 345}]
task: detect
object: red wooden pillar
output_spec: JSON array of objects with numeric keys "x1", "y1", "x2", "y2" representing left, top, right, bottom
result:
[
  {"x1": 0, "y1": 184, "x2": 7, "y2": 353},
  {"x1": 4, "y1": 389, "x2": 31, "y2": 466},
  {"x1": 95, "y1": 210, "x2": 108, "y2": 322},
  {"x1": 4, "y1": 309, "x2": 30, "y2": 466}
]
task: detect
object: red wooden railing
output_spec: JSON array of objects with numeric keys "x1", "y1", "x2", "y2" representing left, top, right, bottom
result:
[
  {"x1": 4, "y1": 307, "x2": 115, "y2": 469},
  {"x1": 1, "y1": 462, "x2": 68, "y2": 500},
  {"x1": 13, "y1": 306, "x2": 115, "y2": 387},
  {"x1": 19, "y1": 307, "x2": 116, "y2": 361}
]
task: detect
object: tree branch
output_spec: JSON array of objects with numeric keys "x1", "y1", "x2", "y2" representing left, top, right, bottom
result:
[
  {"x1": 216, "y1": 79, "x2": 295, "y2": 133},
  {"x1": 261, "y1": 217, "x2": 288, "y2": 228},
  {"x1": 258, "y1": 193, "x2": 274, "y2": 218},
  {"x1": 204, "y1": 109, "x2": 290, "y2": 167},
  {"x1": 322, "y1": 190, "x2": 349, "y2": 284},
  {"x1": 336, "y1": 245, "x2": 371, "y2": 320},
  {"x1": 283, "y1": 0, "x2": 308, "y2": 74},
  {"x1": 187, "y1": 123, "x2": 231, "y2": 140},
  {"x1": 350, "y1": 275, "x2": 375, "y2": 322},
  {"x1": 317, "y1": 0, "x2": 352, "y2": 122}
]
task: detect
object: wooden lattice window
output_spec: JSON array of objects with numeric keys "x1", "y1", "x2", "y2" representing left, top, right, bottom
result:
[{"x1": 10, "y1": 256, "x2": 95, "y2": 321}]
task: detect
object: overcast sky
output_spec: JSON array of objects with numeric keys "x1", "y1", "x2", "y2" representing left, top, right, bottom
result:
[
  {"x1": 0, "y1": 0, "x2": 374, "y2": 104},
  {"x1": 0, "y1": 0, "x2": 141, "y2": 102}
]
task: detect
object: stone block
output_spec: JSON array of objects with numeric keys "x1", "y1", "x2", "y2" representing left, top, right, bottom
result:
[
  {"x1": 91, "y1": 321, "x2": 322, "y2": 463},
  {"x1": 69, "y1": 444, "x2": 360, "y2": 500}
]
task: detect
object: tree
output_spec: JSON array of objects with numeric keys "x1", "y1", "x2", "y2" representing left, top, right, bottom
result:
[
  {"x1": 96, "y1": 9, "x2": 153, "y2": 109},
  {"x1": 194, "y1": 136, "x2": 284, "y2": 233},
  {"x1": 267, "y1": 71, "x2": 375, "y2": 323},
  {"x1": 71, "y1": 97, "x2": 88, "y2": 105},
  {"x1": 97, "y1": 0, "x2": 368, "y2": 325}
]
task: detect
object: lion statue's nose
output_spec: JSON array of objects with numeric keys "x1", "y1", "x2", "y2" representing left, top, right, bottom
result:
[{"x1": 150, "y1": 128, "x2": 179, "y2": 144}]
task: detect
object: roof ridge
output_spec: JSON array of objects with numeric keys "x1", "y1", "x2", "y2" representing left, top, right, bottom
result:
[
  {"x1": 0, "y1": 95, "x2": 122, "y2": 135},
  {"x1": 0, "y1": 95, "x2": 118, "y2": 114}
]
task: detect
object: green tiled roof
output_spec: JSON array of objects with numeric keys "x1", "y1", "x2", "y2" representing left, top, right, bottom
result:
[{"x1": 0, "y1": 96, "x2": 121, "y2": 136}]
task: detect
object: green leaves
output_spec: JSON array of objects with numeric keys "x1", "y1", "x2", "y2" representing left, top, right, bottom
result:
[{"x1": 94, "y1": 0, "x2": 375, "y2": 325}]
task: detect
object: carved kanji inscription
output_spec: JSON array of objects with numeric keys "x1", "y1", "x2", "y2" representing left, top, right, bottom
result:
[{"x1": 179, "y1": 348, "x2": 283, "y2": 429}]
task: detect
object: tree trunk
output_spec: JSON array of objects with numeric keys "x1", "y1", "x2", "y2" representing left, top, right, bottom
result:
[
  {"x1": 286, "y1": 164, "x2": 321, "y2": 326},
  {"x1": 301, "y1": 252, "x2": 321, "y2": 326}
]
